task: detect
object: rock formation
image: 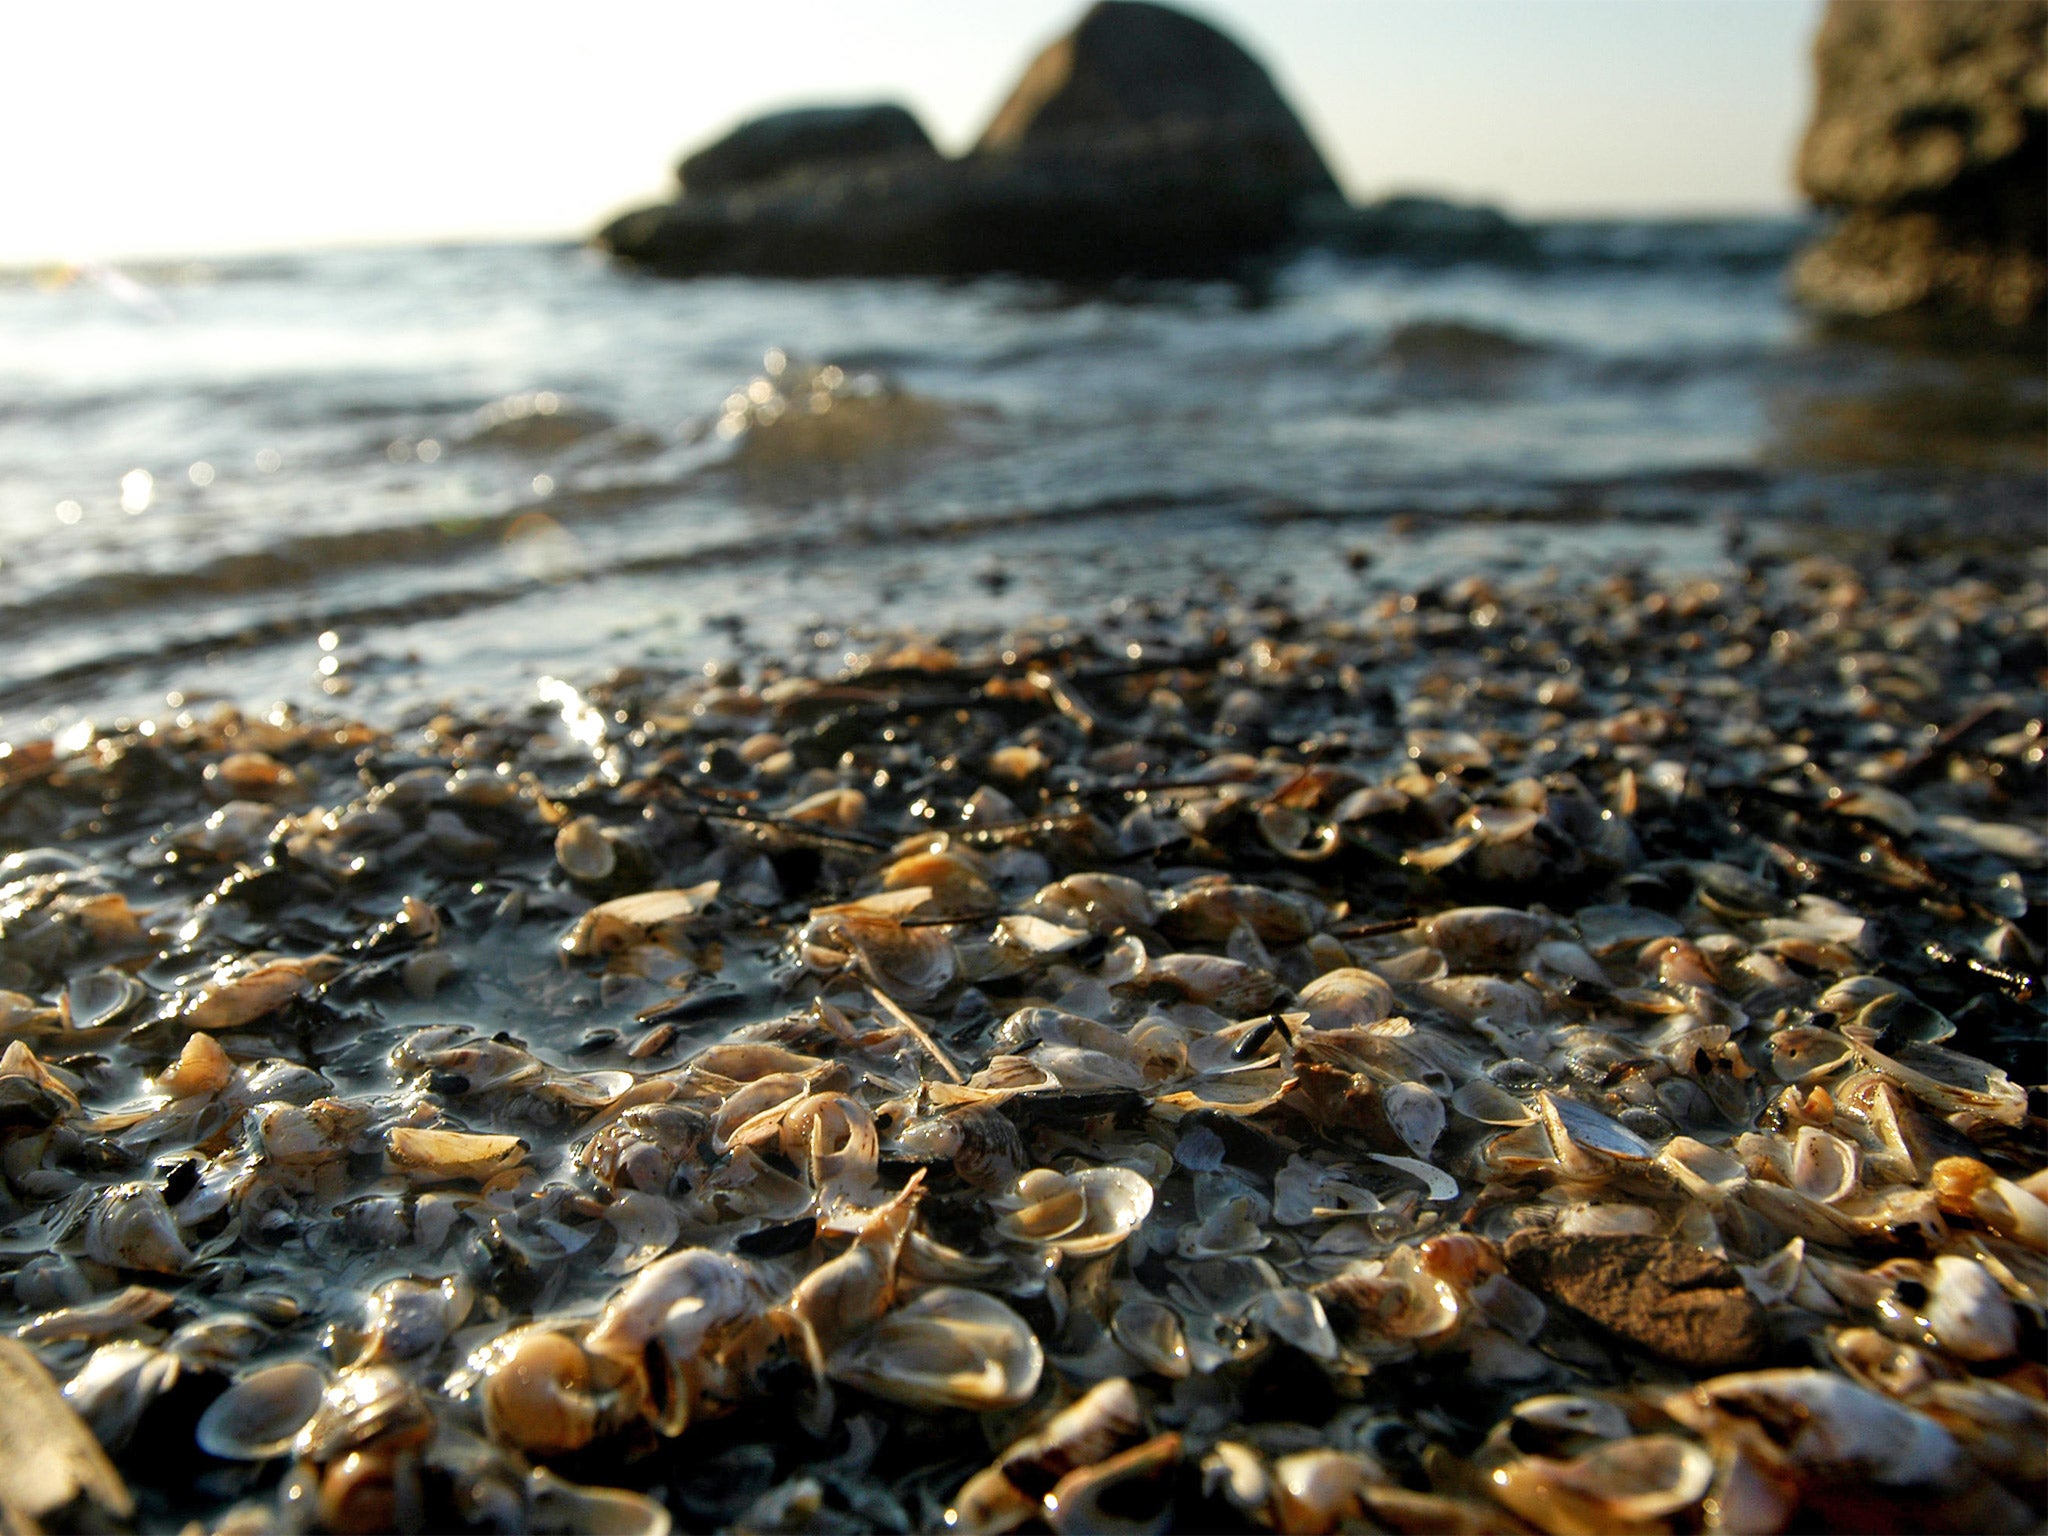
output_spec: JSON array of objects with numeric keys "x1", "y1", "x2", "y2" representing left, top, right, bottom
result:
[
  {"x1": 597, "y1": 1, "x2": 1354, "y2": 280},
  {"x1": 676, "y1": 104, "x2": 939, "y2": 196},
  {"x1": 1793, "y1": 0, "x2": 2047, "y2": 331}
]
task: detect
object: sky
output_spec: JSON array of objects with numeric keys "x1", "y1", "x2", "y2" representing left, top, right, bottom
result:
[{"x1": 3, "y1": 1, "x2": 1821, "y2": 265}]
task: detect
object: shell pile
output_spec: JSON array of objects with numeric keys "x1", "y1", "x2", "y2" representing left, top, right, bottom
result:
[{"x1": 0, "y1": 544, "x2": 2042, "y2": 1533}]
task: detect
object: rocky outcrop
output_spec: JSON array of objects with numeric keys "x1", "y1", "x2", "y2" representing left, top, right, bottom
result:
[
  {"x1": 676, "y1": 105, "x2": 938, "y2": 196},
  {"x1": 1793, "y1": 0, "x2": 2046, "y2": 330},
  {"x1": 597, "y1": 1, "x2": 1351, "y2": 281}
]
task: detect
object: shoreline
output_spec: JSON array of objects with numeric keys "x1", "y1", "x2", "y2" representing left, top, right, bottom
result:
[{"x1": 0, "y1": 533, "x2": 2041, "y2": 1531}]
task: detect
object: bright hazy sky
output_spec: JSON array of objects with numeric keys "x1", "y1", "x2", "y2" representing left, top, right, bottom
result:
[{"x1": 6, "y1": 1, "x2": 1821, "y2": 265}]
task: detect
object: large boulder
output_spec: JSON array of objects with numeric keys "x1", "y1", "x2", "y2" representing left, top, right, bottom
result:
[
  {"x1": 974, "y1": 0, "x2": 1337, "y2": 203},
  {"x1": 1792, "y1": 0, "x2": 2046, "y2": 330},
  {"x1": 597, "y1": 0, "x2": 1347, "y2": 280},
  {"x1": 676, "y1": 104, "x2": 938, "y2": 195}
]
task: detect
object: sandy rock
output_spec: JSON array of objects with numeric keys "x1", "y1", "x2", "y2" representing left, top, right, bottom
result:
[
  {"x1": 1506, "y1": 1230, "x2": 1769, "y2": 1371},
  {"x1": 1793, "y1": 0, "x2": 2046, "y2": 329}
]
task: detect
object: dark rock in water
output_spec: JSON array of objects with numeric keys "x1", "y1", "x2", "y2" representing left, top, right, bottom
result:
[
  {"x1": 1793, "y1": 0, "x2": 2046, "y2": 331},
  {"x1": 676, "y1": 104, "x2": 938, "y2": 195},
  {"x1": 1505, "y1": 1230, "x2": 1769, "y2": 1372},
  {"x1": 596, "y1": 0, "x2": 1353, "y2": 281}
]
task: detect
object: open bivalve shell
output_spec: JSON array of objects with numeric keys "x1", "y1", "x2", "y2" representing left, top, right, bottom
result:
[{"x1": 827, "y1": 1287, "x2": 1042, "y2": 1411}]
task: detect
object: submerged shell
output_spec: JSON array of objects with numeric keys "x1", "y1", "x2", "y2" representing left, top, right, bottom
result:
[
  {"x1": 295, "y1": 1366, "x2": 433, "y2": 1464},
  {"x1": 562, "y1": 884, "x2": 719, "y2": 958},
  {"x1": 1112, "y1": 1301, "x2": 1191, "y2": 1379},
  {"x1": 1296, "y1": 968, "x2": 1395, "y2": 1029},
  {"x1": 828, "y1": 1287, "x2": 1042, "y2": 1411},
  {"x1": 385, "y1": 1127, "x2": 527, "y2": 1183},
  {"x1": 525, "y1": 1469, "x2": 672, "y2": 1536},
  {"x1": 83, "y1": 1183, "x2": 192, "y2": 1274},
  {"x1": 196, "y1": 1362, "x2": 328, "y2": 1460},
  {"x1": 61, "y1": 969, "x2": 144, "y2": 1032}
]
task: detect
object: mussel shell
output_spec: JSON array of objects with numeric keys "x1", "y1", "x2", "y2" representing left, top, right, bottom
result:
[
  {"x1": 197, "y1": 1361, "x2": 328, "y2": 1460},
  {"x1": 62, "y1": 969, "x2": 144, "y2": 1031}
]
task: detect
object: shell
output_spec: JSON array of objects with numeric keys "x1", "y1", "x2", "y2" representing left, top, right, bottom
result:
[
  {"x1": 385, "y1": 1127, "x2": 527, "y2": 1183},
  {"x1": 602, "y1": 1191, "x2": 681, "y2": 1276},
  {"x1": 1929, "y1": 1156, "x2": 2048, "y2": 1252},
  {"x1": 1295, "y1": 968, "x2": 1395, "y2": 1028},
  {"x1": 196, "y1": 1362, "x2": 328, "y2": 1460},
  {"x1": 585, "y1": 1247, "x2": 776, "y2": 1437},
  {"x1": 1043, "y1": 1431, "x2": 1181, "y2": 1535},
  {"x1": 1677, "y1": 1369, "x2": 1966, "y2": 1489},
  {"x1": 561, "y1": 883, "x2": 719, "y2": 959},
  {"x1": 154, "y1": 1032, "x2": 234, "y2": 1098},
  {"x1": 1790, "y1": 1125, "x2": 1860, "y2": 1204},
  {"x1": 839, "y1": 913, "x2": 956, "y2": 1003},
  {"x1": 827, "y1": 1287, "x2": 1042, "y2": 1411},
  {"x1": 477, "y1": 1328, "x2": 617, "y2": 1456},
  {"x1": 1157, "y1": 883, "x2": 1316, "y2": 944},
  {"x1": 1366, "y1": 1153, "x2": 1457, "y2": 1202},
  {"x1": 1060, "y1": 1167, "x2": 1155, "y2": 1257},
  {"x1": 359, "y1": 1276, "x2": 471, "y2": 1365},
  {"x1": 1877, "y1": 1255, "x2": 2018, "y2": 1363},
  {"x1": 83, "y1": 1183, "x2": 192, "y2": 1274},
  {"x1": 554, "y1": 817, "x2": 618, "y2": 884},
  {"x1": 1657, "y1": 1135, "x2": 1747, "y2": 1200},
  {"x1": 884, "y1": 851, "x2": 995, "y2": 910},
  {"x1": 524, "y1": 1469, "x2": 672, "y2": 1536},
  {"x1": 1271, "y1": 1449, "x2": 1387, "y2": 1536},
  {"x1": 1243, "y1": 1289, "x2": 1338, "y2": 1360},
  {"x1": 1030, "y1": 874, "x2": 1155, "y2": 933},
  {"x1": 295, "y1": 1366, "x2": 433, "y2": 1464},
  {"x1": 61, "y1": 1342, "x2": 181, "y2": 1452},
  {"x1": 185, "y1": 955, "x2": 343, "y2": 1032},
  {"x1": 61, "y1": 969, "x2": 144, "y2": 1032},
  {"x1": 1449, "y1": 1079, "x2": 1535, "y2": 1126},
  {"x1": 1486, "y1": 1435, "x2": 1713, "y2": 1531},
  {"x1": 1112, "y1": 1301, "x2": 1191, "y2": 1379},
  {"x1": 258, "y1": 1097, "x2": 371, "y2": 1168},
  {"x1": 1419, "y1": 906, "x2": 1552, "y2": 970}
]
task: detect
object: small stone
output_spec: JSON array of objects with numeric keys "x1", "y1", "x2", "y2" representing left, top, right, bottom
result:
[{"x1": 1505, "y1": 1231, "x2": 1769, "y2": 1372}]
